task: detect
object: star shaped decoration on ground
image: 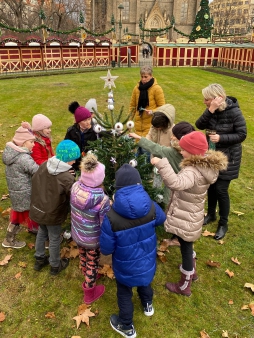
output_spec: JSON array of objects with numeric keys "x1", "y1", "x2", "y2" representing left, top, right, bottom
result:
[{"x1": 100, "y1": 69, "x2": 118, "y2": 89}]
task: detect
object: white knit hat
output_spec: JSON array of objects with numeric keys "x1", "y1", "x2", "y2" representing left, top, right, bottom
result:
[{"x1": 85, "y1": 99, "x2": 97, "y2": 113}]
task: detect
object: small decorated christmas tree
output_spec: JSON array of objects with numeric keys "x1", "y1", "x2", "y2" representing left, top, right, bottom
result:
[
  {"x1": 189, "y1": 0, "x2": 213, "y2": 42},
  {"x1": 86, "y1": 70, "x2": 164, "y2": 205}
]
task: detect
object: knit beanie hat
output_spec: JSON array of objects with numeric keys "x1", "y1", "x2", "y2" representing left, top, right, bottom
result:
[
  {"x1": 80, "y1": 154, "x2": 105, "y2": 187},
  {"x1": 172, "y1": 121, "x2": 195, "y2": 140},
  {"x1": 74, "y1": 107, "x2": 91, "y2": 123},
  {"x1": 115, "y1": 163, "x2": 142, "y2": 190},
  {"x1": 85, "y1": 99, "x2": 97, "y2": 113},
  {"x1": 55, "y1": 140, "x2": 80, "y2": 162},
  {"x1": 32, "y1": 114, "x2": 52, "y2": 131},
  {"x1": 13, "y1": 122, "x2": 35, "y2": 146},
  {"x1": 179, "y1": 131, "x2": 208, "y2": 156}
]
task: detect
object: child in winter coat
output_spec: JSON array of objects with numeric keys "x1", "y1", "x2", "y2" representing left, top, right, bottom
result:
[
  {"x1": 70, "y1": 154, "x2": 110, "y2": 304},
  {"x1": 2, "y1": 122, "x2": 39, "y2": 249},
  {"x1": 100, "y1": 164, "x2": 166, "y2": 338},
  {"x1": 65, "y1": 102, "x2": 97, "y2": 172},
  {"x1": 151, "y1": 131, "x2": 228, "y2": 297},
  {"x1": 28, "y1": 114, "x2": 54, "y2": 234},
  {"x1": 30, "y1": 140, "x2": 80, "y2": 275}
]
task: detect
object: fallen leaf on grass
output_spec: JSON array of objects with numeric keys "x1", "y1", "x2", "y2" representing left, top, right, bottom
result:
[
  {"x1": 206, "y1": 260, "x2": 221, "y2": 268},
  {"x1": 218, "y1": 240, "x2": 224, "y2": 245},
  {"x1": 1, "y1": 194, "x2": 9, "y2": 201},
  {"x1": 0, "y1": 312, "x2": 5, "y2": 322},
  {"x1": 60, "y1": 241, "x2": 79, "y2": 259},
  {"x1": 202, "y1": 230, "x2": 215, "y2": 237},
  {"x1": 249, "y1": 303, "x2": 254, "y2": 316},
  {"x1": 71, "y1": 336, "x2": 81, "y2": 338},
  {"x1": 232, "y1": 210, "x2": 244, "y2": 216},
  {"x1": 228, "y1": 299, "x2": 234, "y2": 305},
  {"x1": 45, "y1": 312, "x2": 55, "y2": 319},
  {"x1": 0, "y1": 254, "x2": 12, "y2": 266},
  {"x1": 157, "y1": 251, "x2": 167, "y2": 263},
  {"x1": 241, "y1": 304, "x2": 250, "y2": 310},
  {"x1": 18, "y1": 261, "x2": 27, "y2": 268},
  {"x1": 1, "y1": 207, "x2": 11, "y2": 217},
  {"x1": 27, "y1": 242, "x2": 35, "y2": 249},
  {"x1": 15, "y1": 272, "x2": 22, "y2": 279},
  {"x1": 225, "y1": 269, "x2": 234, "y2": 278},
  {"x1": 157, "y1": 241, "x2": 169, "y2": 252},
  {"x1": 77, "y1": 304, "x2": 89, "y2": 315},
  {"x1": 200, "y1": 329, "x2": 210, "y2": 338},
  {"x1": 244, "y1": 283, "x2": 254, "y2": 292},
  {"x1": 222, "y1": 330, "x2": 229, "y2": 337},
  {"x1": 231, "y1": 257, "x2": 241, "y2": 265},
  {"x1": 98, "y1": 264, "x2": 114, "y2": 279},
  {"x1": 73, "y1": 307, "x2": 95, "y2": 328}
]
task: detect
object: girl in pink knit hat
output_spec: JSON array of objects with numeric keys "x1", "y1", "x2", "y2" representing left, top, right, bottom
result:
[{"x1": 2, "y1": 122, "x2": 39, "y2": 249}]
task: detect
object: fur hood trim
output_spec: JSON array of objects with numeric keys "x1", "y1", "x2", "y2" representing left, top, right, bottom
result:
[{"x1": 180, "y1": 150, "x2": 228, "y2": 172}]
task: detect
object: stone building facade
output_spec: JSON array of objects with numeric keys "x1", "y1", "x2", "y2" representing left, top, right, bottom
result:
[{"x1": 85, "y1": 0, "x2": 201, "y2": 41}]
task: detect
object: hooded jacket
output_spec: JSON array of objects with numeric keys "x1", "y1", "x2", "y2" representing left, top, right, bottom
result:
[
  {"x1": 146, "y1": 104, "x2": 175, "y2": 147},
  {"x1": 2, "y1": 142, "x2": 39, "y2": 211},
  {"x1": 29, "y1": 156, "x2": 75, "y2": 225},
  {"x1": 129, "y1": 78, "x2": 165, "y2": 137},
  {"x1": 70, "y1": 181, "x2": 110, "y2": 249},
  {"x1": 100, "y1": 185, "x2": 166, "y2": 287},
  {"x1": 31, "y1": 134, "x2": 54, "y2": 165},
  {"x1": 195, "y1": 96, "x2": 247, "y2": 180},
  {"x1": 155, "y1": 150, "x2": 228, "y2": 242}
]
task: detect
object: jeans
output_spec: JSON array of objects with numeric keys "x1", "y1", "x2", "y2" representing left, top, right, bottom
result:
[
  {"x1": 207, "y1": 178, "x2": 231, "y2": 226},
  {"x1": 116, "y1": 280, "x2": 153, "y2": 326},
  {"x1": 177, "y1": 237, "x2": 193, "y2": 272},
  {"x1": 35, "y1": 224, "x2": 62, "y2": 268}
]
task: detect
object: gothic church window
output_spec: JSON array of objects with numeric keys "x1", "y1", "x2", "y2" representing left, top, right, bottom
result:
[
  {"x1": 123, "y1": 1, "x2": 129, "y2": 21},
  {"x1": 180, "y1": 1, "x2": 188, "y2": 23}
]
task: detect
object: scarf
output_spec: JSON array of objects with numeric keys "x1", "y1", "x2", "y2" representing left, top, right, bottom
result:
[{"x1": 137, "y1": 78, "x2": 154, "y2": 116}]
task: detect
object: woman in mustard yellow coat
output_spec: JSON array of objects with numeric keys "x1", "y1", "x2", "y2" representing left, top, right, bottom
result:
[{"x1": 129, "y1": 65, "x2": 165, "y2": 158}]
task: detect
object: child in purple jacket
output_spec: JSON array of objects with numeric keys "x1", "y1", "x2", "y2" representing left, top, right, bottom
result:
[{"x1": 70, "y1": 153, "x2": 110, "y2": 304}]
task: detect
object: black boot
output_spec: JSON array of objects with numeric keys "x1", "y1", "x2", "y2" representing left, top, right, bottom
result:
[
  {"x1": 214, "y1": 224, "x2": 228, "y2": 240},
  {"x1": 50, "y1": 258, "x2": 69, "y2": 275},
  {"x1": 203, "y1": 213, "x2": 216, "y2": 225},
  {"x1": 34, "y1": 256, "x2": 49, "y2": 271}
]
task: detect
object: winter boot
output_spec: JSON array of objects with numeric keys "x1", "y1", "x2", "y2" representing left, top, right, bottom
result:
[
  {"x1": 82, "y1": 283, "x2": 105, "y2": 304},
  {"x1": 34, "y1": 256, "x2": 49, "y2": 271},
  {"x1": 203, "y1": 213, "x2": 216, "y2": 225},
  {"x1": 2, "y1": 223, "x2": 26, "y2": 249},
  {"x1": 166, "y1": 266, "x2": 194, "y2": 297},
  {"x1": 214, "y1": 224, "x2": 228, "y2": 240},
  {"x1": 50, "y1": 258, "x2": 69, "y2": 275}
]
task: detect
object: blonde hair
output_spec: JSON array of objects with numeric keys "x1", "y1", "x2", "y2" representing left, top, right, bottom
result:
[
  {"x1": 140, "y1": 65, "x2": 153, "y2": 76},
  {"x1": 202, "y1": 83, "x2": 227, "y2": 111}
]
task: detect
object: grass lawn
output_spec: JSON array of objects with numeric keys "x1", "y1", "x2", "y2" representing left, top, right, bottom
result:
[{"x1": 0, "y1": 67, "x2": 254, "y2": 338}]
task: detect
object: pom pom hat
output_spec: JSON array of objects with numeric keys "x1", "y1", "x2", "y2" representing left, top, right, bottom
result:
[
  {"x1": 56, "y1": 140, "x2": 80, "y2": 162},
  {"x1": 172, "y1": 122, "x2": 195, "y2": 140},
  {"x1": 32, "y1": 114, "x2": 52, "y2": 131},
  {"x1": 13, "y1": 122, "x2": 35, "y2": 146},
  {"x1": 179, "y1": 131, "x2": 208, "y2": 156},
  {"x1": 80, "y1": 154, "x2": 105, "y2": 187},
  {"x1": 74, "y1": 107, "x2": 91, "y2": 123},
  {"x1": 115, "y1": 163, "x2": 142, "y2": 190}
]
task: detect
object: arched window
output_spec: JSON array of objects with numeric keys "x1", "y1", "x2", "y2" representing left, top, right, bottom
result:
[
  {"x1": 181, "y1": 1, "x2": 188, "y2": 23},
  {"x1": 123, "y1": 1, "x2": 129, "y2": 21}
]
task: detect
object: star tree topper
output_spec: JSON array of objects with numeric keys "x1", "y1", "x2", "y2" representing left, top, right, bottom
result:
[{"x1": 100, "y1": 69, "x2": 118, "y2": 89}]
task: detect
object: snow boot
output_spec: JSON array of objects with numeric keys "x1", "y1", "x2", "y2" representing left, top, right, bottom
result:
[
  {"x1": 34, "y1": 256, "x2": 50, "y2": 271},
  {"x1": 2, "y1": 223, "x2": 26, "y2": 249},
  {"x1": 50, "y1": 258, "x2": 69, "y2": 275},
  {"x1": 166, "y1": 266, "x2": 194, "y2": 297},
  {"x1": 178, "y1": 251, "x2": 198, "y2": 281},
  {"x1": 82, "y1": 283, "x2": 105, "y2": 304}
]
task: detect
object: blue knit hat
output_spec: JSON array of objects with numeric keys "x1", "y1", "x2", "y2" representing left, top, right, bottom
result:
[{"x1": 56, "y1": 140, "x2": 80, "y2": 162}]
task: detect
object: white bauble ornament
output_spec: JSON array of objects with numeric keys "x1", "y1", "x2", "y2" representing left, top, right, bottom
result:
[
  {"x1": 156, "y1": 194, "x2": 164, "y2": 203},
  {"x1": 114, "y1": 122, "x2": 123, "y2": 131},
  {"x1": 108, "y1": 91, "x2": 114, "y2": 98},
  {"x1": 126, "y1": 120, "x2": 135, "y2": 129},
  {"x1": 94, "y1": 124, "x2": 102, "y2": 133},
  {"x1": 87, "y1": 150, "x2": 93, "y2": 155},
  {"x1": 63, "y1": 230, "x2": 72, "y2": 240},
  {"x1": 153, "y1": 167, "x2": 159, "y2": 175},
  {"x1": 92, "y1": 118, "x2": 97, "y2": 124},
  {"x1": 108, "y1": 98, "x2": 114, "y2": 104},
  {"x1": 108, "y1": 104, "x2": 114, "y2": 110},
  {"x1": 129, "y1": 159, "x2": 138, "y2": 167}
]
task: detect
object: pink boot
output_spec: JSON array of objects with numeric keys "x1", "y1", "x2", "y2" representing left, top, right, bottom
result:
[
  {"x1": 166, "y1": 266, "x2": 194, "y2": 297},
  {"x1": 82, "y1": 282, "x2": 105, "y2": 304}
]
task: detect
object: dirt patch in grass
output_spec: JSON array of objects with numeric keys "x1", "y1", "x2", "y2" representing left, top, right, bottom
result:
[{"x1": 202, "y1": 68, "x2": 254, "y2": 82}]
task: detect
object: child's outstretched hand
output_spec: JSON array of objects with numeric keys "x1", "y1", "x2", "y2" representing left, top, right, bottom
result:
[
  {"x1": 129, "y1": 132, "x2": 141, "y2": 140},
  {"x1": 151, "y1": 157, "x2": 161, "y2": 165}
]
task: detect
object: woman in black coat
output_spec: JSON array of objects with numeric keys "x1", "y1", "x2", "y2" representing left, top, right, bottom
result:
[{"x1": 195, "y1": 83, "x2": 247, "y2": 240}]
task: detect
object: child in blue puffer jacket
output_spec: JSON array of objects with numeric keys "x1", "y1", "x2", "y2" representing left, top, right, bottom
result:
[
  {"x1": 100, "y1": 164, "x2": 166, "y2": 338},
  {"x1": 70, "y1": 154, "x2": 110, "y2": 304}
]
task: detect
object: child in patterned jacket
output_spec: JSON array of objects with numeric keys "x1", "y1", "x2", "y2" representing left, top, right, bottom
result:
[{"x1": 70, "y1": 153, "x2": 110, "y2": 304}]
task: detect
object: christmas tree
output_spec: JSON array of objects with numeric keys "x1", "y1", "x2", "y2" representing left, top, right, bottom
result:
[
  {"x1": 189, "y1": 0, "x2": 213, "y2": 41},
  {"x1": 86, "y1": 70, "x2": 164, "y2": 205}
]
